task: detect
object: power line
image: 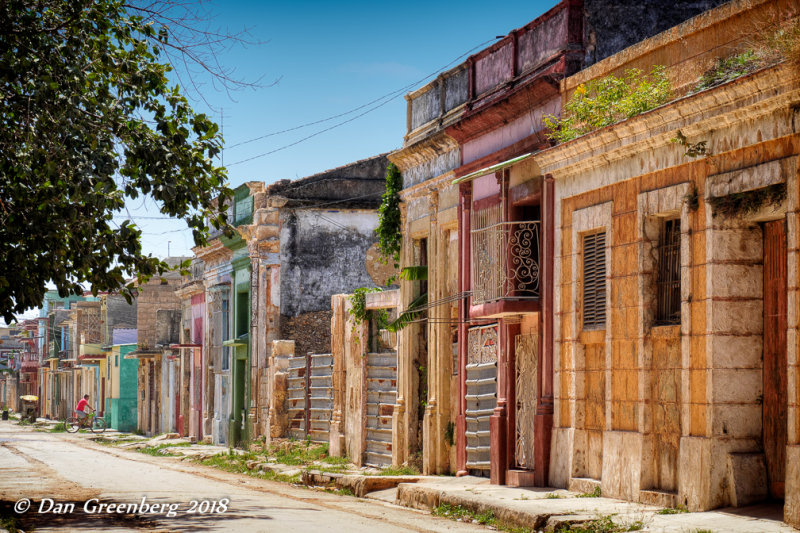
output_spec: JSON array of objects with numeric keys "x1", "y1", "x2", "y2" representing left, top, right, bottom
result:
[{"x1": 224, "y1": 36, "x2": 499, "y2": 165}]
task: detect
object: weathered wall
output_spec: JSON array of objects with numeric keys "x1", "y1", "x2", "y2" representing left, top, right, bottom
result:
[
  {"x1": 268, "y1": 154, "x2": 388, "y2": 210},
  {"x1": 538, "y1": 57, "x2": 800, "y2": 513},
  {"x1": 280, "y1": 209, "x2": 379, "y2": 317},
  {"x1": 135, "y1": 275, "x2": 182, "y2": 350},
  {"x1": 583, "y1": 0, "x2": 730, "y2": 66},
  {"x1": 280, "y1": 310, "x2": 332, "y2": 356},
  {"x1": 104, "y1": 295, "x2": 137, "y2": 345}
]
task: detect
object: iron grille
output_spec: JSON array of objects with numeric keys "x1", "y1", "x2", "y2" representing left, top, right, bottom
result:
[
  {"x1": 655, "y1": 219, "x2": 681, "y2": 325},
  {"x1": 471, "y1": 204, "x2": 540, "y2": 305},
  {"x1": 582, "y1": 232, "x2": 606, "y2": 329}
]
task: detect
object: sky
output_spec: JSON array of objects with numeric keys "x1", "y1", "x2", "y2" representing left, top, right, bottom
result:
[
  {"x1": 130, "y1": 0, "x2": 558, "y2": 258},
  {"x1": 10, "y1": 0, "x2": 558, "y2": 324}
]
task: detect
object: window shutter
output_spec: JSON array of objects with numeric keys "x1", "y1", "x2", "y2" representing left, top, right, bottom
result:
[{"x1": 582, "y1": 232, "x2": 607, "y2": 329}]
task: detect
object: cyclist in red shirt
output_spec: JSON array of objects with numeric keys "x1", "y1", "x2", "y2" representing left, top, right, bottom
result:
[{"x1": 75, "y1": 394, "x2": 94, "y2": 428}]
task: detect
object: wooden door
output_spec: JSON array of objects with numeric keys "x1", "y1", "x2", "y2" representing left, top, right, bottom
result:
[{"x1": 763, "y1": 219, "x2": 788, "y2": 499}]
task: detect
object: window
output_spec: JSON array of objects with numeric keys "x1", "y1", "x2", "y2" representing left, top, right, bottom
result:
[
  {"x1": 655, "y1": 219, "x2": 681, "y2": 325},
  {"x1": 582, "y1": 231, "x2": 607, "y2": 329}
]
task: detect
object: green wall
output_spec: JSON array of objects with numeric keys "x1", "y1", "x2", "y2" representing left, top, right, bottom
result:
[{"x1": 109, "y1": 344, "x2": 138, "y2": 432}]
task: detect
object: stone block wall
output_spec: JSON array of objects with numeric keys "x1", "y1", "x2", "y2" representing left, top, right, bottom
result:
[
  {"x1": 542, "y1": 62, "x2": 800, "y2": 513},
  {"x1": 280, "y1": 310, "x2": 332, "y2": 357},
  {"x1": 136, "y1": 277, "x2": 182, "y2": 350}
]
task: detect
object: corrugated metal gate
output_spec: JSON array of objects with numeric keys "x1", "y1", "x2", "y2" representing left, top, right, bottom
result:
[
  {"x1": 465, "y1": 324, "x2": 498, "y2": 472},
  {"x1": 364, "y1": 352, "x2": 397, "y2": 466},
  {"x1": 287, "y1": 353, "x2": 333, "y2": 442}
]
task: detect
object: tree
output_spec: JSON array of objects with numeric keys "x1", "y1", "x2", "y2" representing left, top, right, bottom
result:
[{"x1": 0, "y1": 0, "x2": 236, "y2": 322}]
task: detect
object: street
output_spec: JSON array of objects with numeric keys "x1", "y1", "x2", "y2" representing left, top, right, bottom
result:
[{"x1": 0, "y1": 421, "x2": 487, "y2": 533}]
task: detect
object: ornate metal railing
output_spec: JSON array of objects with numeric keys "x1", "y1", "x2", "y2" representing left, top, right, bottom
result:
[{"x1": 471, "y1": 217, "x2": 540, "y2": 305}]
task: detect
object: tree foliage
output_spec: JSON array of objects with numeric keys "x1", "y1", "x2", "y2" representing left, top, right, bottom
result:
[{"x1": 0, "y1": 0, "x2": 233, "y2": 322}]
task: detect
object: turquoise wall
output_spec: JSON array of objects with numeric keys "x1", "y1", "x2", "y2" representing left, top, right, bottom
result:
[{"x1": 111, "y1": 344, "x2": 139, "y2": 432}]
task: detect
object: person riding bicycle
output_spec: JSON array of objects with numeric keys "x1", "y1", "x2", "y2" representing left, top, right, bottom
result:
[{"x1": 75, "y1": 394, "x2": 95, "y2": 428}]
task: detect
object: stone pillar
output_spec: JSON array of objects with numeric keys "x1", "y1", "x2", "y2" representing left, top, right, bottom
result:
[
  {"x1": 784, "y1": 157, "x2": 800, "y2": 528},
  {"x1": 456, "y1": 182, "x2": 472, "y2": 476},
  {"x1": 535, "y1": 174, "x2": 555, "y2": 486},
  {"x1": 394, "y1": 201, "x2": 411, "y2": 466},
  {"x1": 268, "y1": 339, "x2": 293, "y2": 439},
  {"x1": 423, "y1": 187, "x2": 452, "y2": 475},
  {"x1": 329, "y1": 295, "x2": 347, "y2": 457}
]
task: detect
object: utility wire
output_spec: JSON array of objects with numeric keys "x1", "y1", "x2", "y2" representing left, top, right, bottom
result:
[
  {"x1": 225, "y1": 37, "x2": 496, "y2": 151},
  {"x1": 224, "y1": 37, "x2": 499, "y2": 166}
]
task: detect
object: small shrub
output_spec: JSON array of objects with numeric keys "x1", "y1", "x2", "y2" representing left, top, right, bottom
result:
[
  {"x1": 49, "y1": 421, "x2": 67, "y2": 432},
  {"x1": 544, "y1": 66, "x2": 671, "y2": 143},
  {"x1": 545, "y1": 492, "x2": 564, "y2": 499},
  {"x1": 694, "y1": 50, "x2": 761, "y2": 92},
  {"x1": 708, "y1": 182, "x2": 786, "y2": 217}
]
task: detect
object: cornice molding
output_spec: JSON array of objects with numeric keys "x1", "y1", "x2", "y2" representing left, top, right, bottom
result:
[
  {"x1": 536, "y1": 64, "x2": 800, "y2": 181},
  {"x1": 388, "y1": 131, "x2": 460, "y2": 172}
]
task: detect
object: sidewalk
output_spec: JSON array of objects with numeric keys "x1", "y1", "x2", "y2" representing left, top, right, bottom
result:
[{"x1": 384, "y1": 476, "x2": 796, "y2": 532}]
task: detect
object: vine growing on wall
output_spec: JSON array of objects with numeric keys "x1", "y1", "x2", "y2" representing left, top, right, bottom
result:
[{"x1": 376, "y1": 163, "x2": 403, "y2": 272}]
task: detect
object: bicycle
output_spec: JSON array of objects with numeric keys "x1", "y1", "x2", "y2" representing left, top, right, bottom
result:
[{"x1": 66, "y1": 411, "x2": 106, "y2": 433}]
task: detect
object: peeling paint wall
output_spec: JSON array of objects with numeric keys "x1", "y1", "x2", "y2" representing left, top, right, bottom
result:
[{"x1": 280, "y1": 209, "x2": 379, "y2": 320}]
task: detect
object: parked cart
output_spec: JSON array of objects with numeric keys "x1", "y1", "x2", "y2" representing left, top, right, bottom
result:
[{"x1": 19, "y1": 395, "x2": 38, "y2": 423}]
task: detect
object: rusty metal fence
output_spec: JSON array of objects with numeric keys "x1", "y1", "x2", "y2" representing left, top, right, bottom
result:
[{"x1": 287, "y1": 353, "x2": 333, "y2": 443}]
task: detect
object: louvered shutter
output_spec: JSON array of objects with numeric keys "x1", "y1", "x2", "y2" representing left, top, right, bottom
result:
[{"x1": 582, "y1": 232, "x2": 607, "y2": 329}]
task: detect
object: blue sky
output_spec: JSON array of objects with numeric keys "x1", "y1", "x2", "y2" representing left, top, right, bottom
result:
[
  {"x1": 130, "y1": 0, "x2": 558, "y2": 259},
  {"x1": 11, "y1": 0, "x2": 559, "y2": 323}
]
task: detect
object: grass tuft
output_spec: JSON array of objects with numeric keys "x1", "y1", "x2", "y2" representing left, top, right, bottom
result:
[{"x1": 576, "y1": 486, "x2": 602, "y2": 498}]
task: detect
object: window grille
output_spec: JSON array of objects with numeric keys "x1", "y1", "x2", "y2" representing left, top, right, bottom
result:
[
  {"x1": 655, "y1": 219, "x2": 681, "y2": 325},
  {"x1": 582, "y1": 232, "x2": 606, "y2": 329},
  {"x1": 471, "y1": 202, "x2": 540, "y2": 305}
]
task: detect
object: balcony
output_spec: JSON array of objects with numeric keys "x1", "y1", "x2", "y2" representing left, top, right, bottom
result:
[
  {"x1": 406, "y1": 1, "x2": 580, "y2": 145},
  {"x1": 471, "y1": 213, "x2": 540, "y2": 317}
]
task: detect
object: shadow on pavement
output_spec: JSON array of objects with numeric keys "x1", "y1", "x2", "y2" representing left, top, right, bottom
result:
[{"x1": 0, "y1": 498, "x2": 274, "y2": 531}]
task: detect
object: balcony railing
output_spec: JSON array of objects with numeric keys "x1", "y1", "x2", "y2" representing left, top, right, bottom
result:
[{"x1": 471, "y1": 217, "x2": 540, "y2": 305}]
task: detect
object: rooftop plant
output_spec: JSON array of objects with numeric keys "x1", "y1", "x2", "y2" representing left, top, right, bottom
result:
[{"x1": 544, "y1": 66, "x2": 671, "y2": 144}]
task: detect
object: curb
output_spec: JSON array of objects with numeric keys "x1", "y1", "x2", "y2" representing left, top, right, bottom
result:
[
  {"x1": 396, "y1": 483, "x2": 564, "y2": 531},
  {"x1": 302, "y1": 470, "x2": 422, "y2": 497}
]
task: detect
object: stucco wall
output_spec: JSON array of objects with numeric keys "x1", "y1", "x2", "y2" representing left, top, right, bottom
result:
[{"x1": 279, "y1": 209, "x2": 379, "y2": 317}]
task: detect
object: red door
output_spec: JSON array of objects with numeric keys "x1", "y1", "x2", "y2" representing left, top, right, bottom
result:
[{"x1": 763, "y1": 219, "x2": 788, "y2": 499}]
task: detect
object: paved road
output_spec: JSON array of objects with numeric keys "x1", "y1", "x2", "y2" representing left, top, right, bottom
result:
[{"x1": 0, "y1": 420, "x2": 486, "y2": 532}]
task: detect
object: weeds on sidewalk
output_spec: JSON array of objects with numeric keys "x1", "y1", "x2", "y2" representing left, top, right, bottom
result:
[
  {"x1": 49, "y1": 421, "x2": 67, "y2": 432},
  {"x1": 198, "y1": 451, "x2": 302, "y2": 484},
  {"x1": 576, "y1": 486, "x2": 602, "y2": 498},
  {"x1": 432, "y1": 503, "x2": 532, "y2": 533},
  {"x1": 558, "y1": 515, "x2": 643, "y2": 532},
  {"x1": 139, "y1": 442, "x2": 194, "y2": 457},
  {"x1": 656, "y1": 504, "x2": 689, "y2": 515},
  {"x1": 324, "y1": 487, "x2": 355, "y2": 497},
  {"x1": 0, "y1": 514, "x2": 23, "y2": 533},
  {"x1": 369, "y1": 465, "x2": 419, "y2": 476},
  {"x1": 545, "y1": 492, "x2": 564, "y2": 499}
]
